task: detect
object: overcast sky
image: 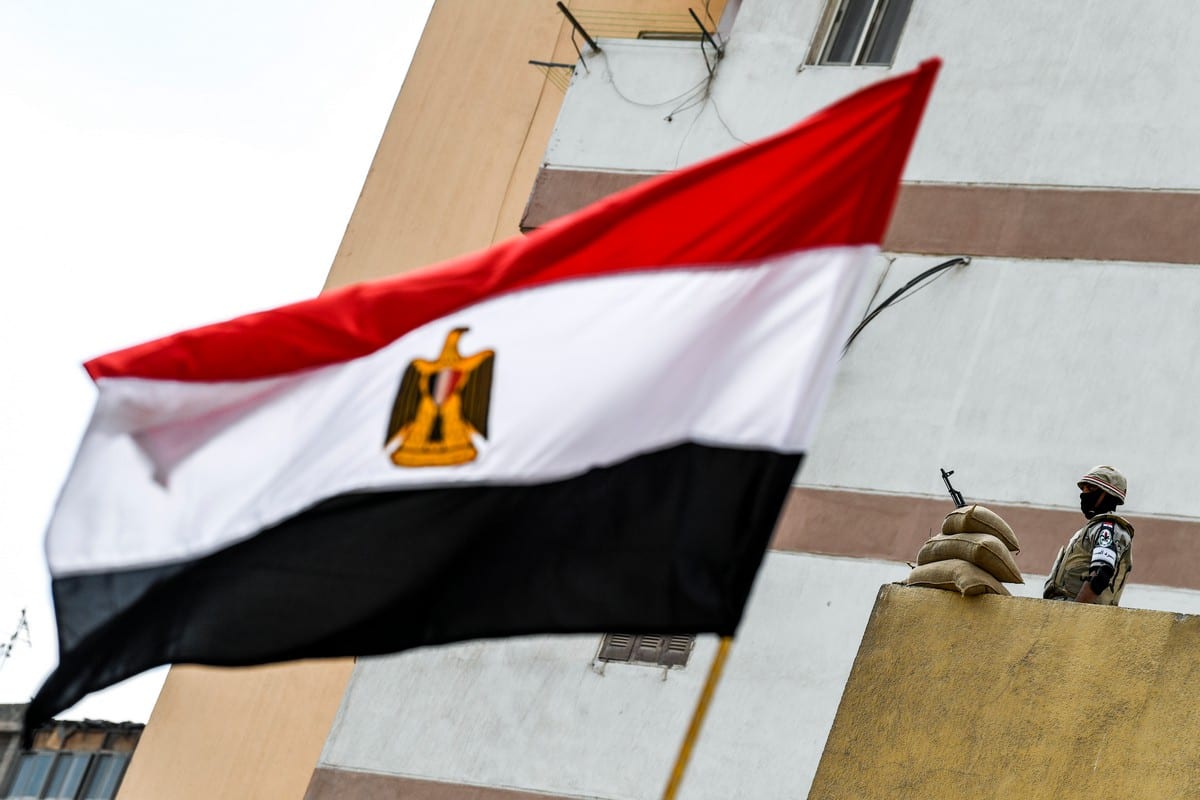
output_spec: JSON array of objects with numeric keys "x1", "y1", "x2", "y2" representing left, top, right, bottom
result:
[{"x1": 0, "y1": 0, "x2": 434, "y2": 722}]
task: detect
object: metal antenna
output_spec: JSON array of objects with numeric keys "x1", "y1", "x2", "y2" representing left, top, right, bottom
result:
[
  {"x1": 0, "y1": 609, "x2": 31, "y2": 673},
  {"x1": 689, "y1": 7, "x2": 723, "y2": 59},
  {"x1": 556, "y1": 2, "x2": 601, "y2": 53}
]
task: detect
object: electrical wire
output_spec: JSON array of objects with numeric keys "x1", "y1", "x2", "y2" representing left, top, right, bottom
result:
[
  {"x1": 702, "y1": 0, "x2": 720, "y2": 36},
  {"x1": 591, "y1": 9, "x2": 738, "y2": 163},
  {"x1": 672, "y1": 96, "x2": 708, "y2": 167},
  {"x1": 665, "y1": 85, "x2": 710, "y2": 120},
  {"x1": 882, "y1": 258, "x2": 954, "y2": 308},
  {"x1": 842, "y1": 256, "x2": 971, "y2": 355},
  {"x1": 697, "y1": 29, "x2": 716, "y2": 78},
  {"x1": 603, "y1": 55, "x2": 711, "y2": 109},
  {"x1": 570, "y1": 29, "x2": 591, "y2": 74},
  {"x1": 709, "y1": 95, "x2": 747, "y2": 145}
]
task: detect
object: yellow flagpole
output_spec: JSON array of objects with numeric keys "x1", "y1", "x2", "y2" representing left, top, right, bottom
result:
[{"x1": 661, "y1": 635, "x2": 733, "y2": 800}]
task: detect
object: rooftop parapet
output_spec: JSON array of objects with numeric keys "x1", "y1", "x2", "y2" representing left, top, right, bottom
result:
[{"x1": 810, "y1": 583, "x2": 1200, "y2": 799}]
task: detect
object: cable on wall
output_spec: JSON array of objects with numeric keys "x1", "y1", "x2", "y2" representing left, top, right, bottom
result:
[{"x1": 842, "y1": 256, "x2": 971, "y2": 355}]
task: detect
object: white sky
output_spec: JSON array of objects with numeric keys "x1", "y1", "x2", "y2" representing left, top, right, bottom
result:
[{"x1": 0, "y1": 0, "x2": 434, "y2": 722}]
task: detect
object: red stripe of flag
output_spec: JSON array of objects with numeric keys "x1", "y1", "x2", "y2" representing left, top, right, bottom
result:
[{"x1": 86, "y1": 59, "x2": 939, "y2": 384}]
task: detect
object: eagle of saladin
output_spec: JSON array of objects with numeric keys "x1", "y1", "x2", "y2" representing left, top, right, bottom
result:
[{"x1": 384, "y1": 327, "x2": 495, "y2": 467}]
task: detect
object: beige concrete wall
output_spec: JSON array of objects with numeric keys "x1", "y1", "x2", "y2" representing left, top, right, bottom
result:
[
  {"x1": 116, "y1": 662, "x2": 354, "y2": 800},
  {"x1": 811, "y1": 584, "x2": 1200, "y2": 799}
]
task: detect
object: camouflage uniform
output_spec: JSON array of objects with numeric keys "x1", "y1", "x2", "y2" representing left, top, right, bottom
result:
[{"x1": 1043, "y1": 513, "x2": 1134, "y2": 606}]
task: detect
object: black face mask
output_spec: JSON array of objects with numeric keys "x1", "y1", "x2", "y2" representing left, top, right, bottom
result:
[{"x1": 1080, "y1": 490, "x2": 1109, "y2": 518}]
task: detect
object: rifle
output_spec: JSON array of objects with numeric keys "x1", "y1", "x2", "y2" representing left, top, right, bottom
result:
[{"x1": 940, "y1": 468, "x2": 966, "y2": 508}]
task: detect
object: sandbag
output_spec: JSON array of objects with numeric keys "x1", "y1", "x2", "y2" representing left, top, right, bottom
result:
[
  {"x1": 941, "y1": 504, "x2": 1020, "y2": 553},
  {"x1": 905, "y1": 559, "x2": 1011, "y2": 596},
  {"x1": 917, "y1": 532, "x2": 1024, "y2": 584}
]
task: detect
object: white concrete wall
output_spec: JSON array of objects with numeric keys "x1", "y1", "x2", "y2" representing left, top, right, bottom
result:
[
  {"x1": 547, "y1": 0, "x2": 1200, "y2": 188},
  {"x1": 801, "y1": 254, "x2": 1200, "y2": 519},
  {"x1": 543, "y1": 0, "x2": 1200, "y2": 519}
]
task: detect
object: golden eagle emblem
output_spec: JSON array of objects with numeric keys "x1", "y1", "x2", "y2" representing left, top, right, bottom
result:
[{"x1": 385, "y1": 327, "x2": 495, "y2": 467}]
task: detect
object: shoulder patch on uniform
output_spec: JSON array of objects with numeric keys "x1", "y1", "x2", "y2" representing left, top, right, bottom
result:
[{"x1": 1097, "y1": 523, "x2": 1115, "y2": 548}]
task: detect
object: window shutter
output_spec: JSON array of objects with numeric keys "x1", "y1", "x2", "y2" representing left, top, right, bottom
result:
[
  {"x1": 634, "y1": 635, "x2": 664, "y2": 663},
  {"x1": 597, "y1": 633, "x2": 695, "y2": 667},
  {"x1": 598, "y1": 633, "x2": 636, "y2": 662},
  {"x1": 660, "y1": 635, "x2": 694, "y2": 667}
]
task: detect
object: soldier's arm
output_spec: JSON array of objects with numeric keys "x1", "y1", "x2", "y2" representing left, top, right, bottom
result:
[{"x1": 1075, "y1": 521, "x2": 1122, "y2": 603}]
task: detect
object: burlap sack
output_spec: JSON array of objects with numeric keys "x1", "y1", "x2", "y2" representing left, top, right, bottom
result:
[
  {"x1": 941, "y1": 504, "x2": 1020, "y2": 553},
  {"x1": 905, "y1": 559, "x2": 1011, "y2": 596},
  {"x1": 917, "y1": 532, "x2": 1024, "y2": 584}
]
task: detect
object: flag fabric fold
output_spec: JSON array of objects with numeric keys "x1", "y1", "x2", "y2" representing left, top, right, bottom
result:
[{"x1": 28, "y1": 59, "x2": 940, "y2": 732}]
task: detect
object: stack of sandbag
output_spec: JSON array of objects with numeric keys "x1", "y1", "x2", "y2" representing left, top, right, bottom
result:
[{"x1": 905, "y1": 504, "x2": 1023, "y2": 596}]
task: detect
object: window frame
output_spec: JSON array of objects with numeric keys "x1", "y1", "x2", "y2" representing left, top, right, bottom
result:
[
  {"x1": 807, "y1": 0, "x2": 914, "y2": 67},
  {"x1": 78, "y1": 753, "x2": 130, "y2": 800},
  {"x1": 41, "y1": 752, "x2": 92, "y2": 800}
]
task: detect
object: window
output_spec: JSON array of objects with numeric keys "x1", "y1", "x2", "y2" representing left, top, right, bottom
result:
[
  {"x1": 810, "y1": 0, "x2": 913, "y2": 66},
  {"x1": 42, "y1": 754, "x2": 91, "y2": 800},
  {"x1": 80, "y1": 755, "x2": 128, "y2": 800},
  {"x1": 3, "y1": 752, "x2": 129, "y2": 800},
  {"x1": 597, "y1": 633, "x2": 695, "y2": 668},
  {"x1": 6, "y1": 753, "x2": 54, "y2": 799}
]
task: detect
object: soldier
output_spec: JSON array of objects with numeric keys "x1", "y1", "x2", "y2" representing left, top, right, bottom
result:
[{"x1": 1044, "y1": 465, "x2": 1134, "y2": 605}]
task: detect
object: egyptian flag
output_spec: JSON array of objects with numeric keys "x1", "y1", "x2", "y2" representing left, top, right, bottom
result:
[{"x1": 28, "y1": 60, "x2": 939, "y2": 731}]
